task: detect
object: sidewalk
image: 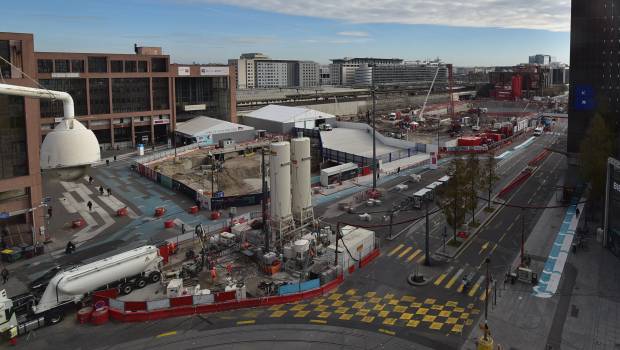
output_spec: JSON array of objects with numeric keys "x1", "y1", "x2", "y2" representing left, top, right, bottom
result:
[{"x1": 460, "y1": 194, "x2": 567, "y2": 349}]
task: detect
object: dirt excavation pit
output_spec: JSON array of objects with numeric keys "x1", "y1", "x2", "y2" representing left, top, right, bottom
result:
[{"x1": 152, "y1": 151, "x2": 262, "y2": 196}]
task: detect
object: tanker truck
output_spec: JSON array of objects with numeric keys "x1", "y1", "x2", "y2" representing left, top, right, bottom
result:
[{"x1": 0, "y1": 245, "x2": 162, "y2": 340}]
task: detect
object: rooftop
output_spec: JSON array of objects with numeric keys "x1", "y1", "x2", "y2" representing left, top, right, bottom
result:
[
  {"x1": 244, "y1": 105, "x2": 336, "y2": 123},
  {"x1": 175, "y1": 116, "x2": 253, "y2": 137},
  {"x1": 320, "y1": 128, "x2": 399, "y2": 158}
]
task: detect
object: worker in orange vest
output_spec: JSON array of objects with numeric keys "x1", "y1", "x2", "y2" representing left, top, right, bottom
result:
[{"x1": 210, "y1": 267, "x2": 217, "y2": 281}]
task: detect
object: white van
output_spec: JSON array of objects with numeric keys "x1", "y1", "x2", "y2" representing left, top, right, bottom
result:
[{"x1": 533, "y1": 127, "x2": 543, "y2": 136}]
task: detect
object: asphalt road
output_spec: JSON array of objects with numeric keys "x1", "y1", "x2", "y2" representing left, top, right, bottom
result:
[{"x1": 11, "y1": 124, "x2": 569, "y2": 350}]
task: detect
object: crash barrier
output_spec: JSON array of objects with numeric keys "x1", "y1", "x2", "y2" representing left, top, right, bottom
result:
[
  {"x1": 92, "y1": 274, "x2": 344, "y2": 323},
  {"x1": 359, "y1": 248, "x2": 381, "y2": 268},
  {"x1": 498, "y1": 169, "x2": 532, "y2": 198},
  {"x1": 528, "y1": 149, "x2": 551, "y2": 167},
  {"x1": 135, "y1": 144, "x2": 199, "y2": 165}
]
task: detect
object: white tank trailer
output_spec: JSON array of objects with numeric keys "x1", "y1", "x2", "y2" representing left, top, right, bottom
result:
[
  {"x1": 36, "y1": 245, "x2": 162, "y2": 313},
  {"x1": 269, "y1": 142, "x2": 293, "y2": 221},
  {"x1": 290, "y1": 137, "x2": 313, "y2": 224}
]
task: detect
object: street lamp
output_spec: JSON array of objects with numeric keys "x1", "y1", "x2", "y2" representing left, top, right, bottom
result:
[{"x1": 368, "y1": 63, "x2": 377, "y2": 190}]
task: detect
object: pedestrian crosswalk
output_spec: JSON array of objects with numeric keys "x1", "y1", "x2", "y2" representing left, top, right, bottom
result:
[
  {"x1": 433, "y1": 267, "x2": 491, "y2": 300},
  {"x1": 386, "y1": 244, "x2": 426, "y2": 264}
]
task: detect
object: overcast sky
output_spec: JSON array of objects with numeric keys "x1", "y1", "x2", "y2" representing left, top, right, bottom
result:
[{"x1": 2, "y1": 0, "x2": 570, "y2": 66}]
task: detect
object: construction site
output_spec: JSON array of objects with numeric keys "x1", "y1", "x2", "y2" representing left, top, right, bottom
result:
[{"x1": 151, "y1": 150, "x2": 262, "y2": 197}]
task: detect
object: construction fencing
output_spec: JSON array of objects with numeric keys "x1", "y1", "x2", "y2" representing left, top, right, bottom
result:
[{"x1": 93, "y1": 274, "x2": 344, "y2": 322}]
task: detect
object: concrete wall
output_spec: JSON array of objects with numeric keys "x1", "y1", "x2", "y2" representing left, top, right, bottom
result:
[
  {"x1": 299, "y1": 93, "x2": 452, "y2": 116},
  {"x1": 211, "y1": 129, "x2": 257, "y2": 145}
]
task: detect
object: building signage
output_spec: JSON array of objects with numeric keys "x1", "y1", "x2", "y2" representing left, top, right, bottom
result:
[
  {"x1": 153, "y1": 119, "x2": 170, "y2": 125},
  {"x1": 51, "y1": 72, "x2": 80, "y2": 78},
  {"x1": 183, "y1": 104, "x2": 207, "y2": 111},
  {"x1": 177, "y1": 66, "x2": 191, "y2": 76},
  {"x1": 200, "y1": 66, "x2": 229, "y2": 76}
]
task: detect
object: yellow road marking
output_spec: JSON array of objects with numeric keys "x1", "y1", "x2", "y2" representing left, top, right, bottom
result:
[
  {"x1": 415, "y1": 254, "x2": 426, "y2": 264},
  {"x1": 406, "y1": 249, "x2": 422, "y2": 262},
  {"x1": 480, "y1": 290, "x2": 488, "y2": 301},
  {"x1": 378, "y1": 310, "x2": 390, "y2": 318},
  {"x1": 457, "y1": 283, "x2": 464, "y2": 293},
  {"x1": 317, "y1": 312, "x2": 331, "y2": 318},
  {"x1": 236, "y1": 320, "x2": 256, "y2": 325},
  {"x1": 310, "y1": 319, "x2": 327, "y2": 324},
  {"x1": 294, "y1": 310, "x2": 310, "y2": 318},
  {"x1": 434, "y1": 273, "x2": 448, "y2": 286},
  {"x1": 407, "y1": 320, "x2": 420, "y2": 328},
  {"x1": 446, "y1": 317, "x2": 458, "y2": 324},
  {"x1": 398, "y1": 246, "x2": 413, "y2": 258},
  {"x1": 362, "y1": 316, "x2": 375, "y2": 323},
  {"x1": 388, "y1": 244, "x2": 405, "y2": 256},
  {"x1": 479, "y1": 241, "x2": 489, "y2": 254},
  {"x1": 378, "y1": 328, "x2": 396, "y2": 336},
  {"x1": 339, "y1": 313, "x2": 354, "y2": 320},
  {"x1": 270, "y1": 310, "x2": 287, "y2": 318},
  {"x1": 489, "y1": 243, "x2": 498, "y2": 255},
  {"x1": 468, "y1": 276, "x2": 485, "y2": 297},
  {"x1": 383, "y1": 318, "x2": 397, "y2": 325},
  {"x1": 451, "y1": 324, "x2": 464, "y2": 333},
  {"x1": 445, "y1": 268, "x2": 464, "y2": 289},
  {"x1": 430, "y1": 322, "x2": 443, "y2": 330},
  {"x1": 156, "y1": 331, "x2": 177, "y2": 338}
]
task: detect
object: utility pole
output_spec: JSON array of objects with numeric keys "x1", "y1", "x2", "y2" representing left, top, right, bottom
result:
[
  {"x1": 424, "y1": 198, "x2": 431, "y2": 266},
  {"x1": 371, "y1": 64, "x2": 377, "y2": 190},
  {"x1": 389, "y1": 211, "x2": 394, "y2": 239},
  {"x1": 521, "y1": 207, "x2": 526, "y2": 266},
  {"x1": 261, "y1": 147, "x2": 269, "y2": 252},
  {"x1": 334, "y1": 223, "x2": 340, "y2": 267}
]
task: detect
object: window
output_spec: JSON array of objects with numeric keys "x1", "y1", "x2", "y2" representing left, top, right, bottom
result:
[
  {"x1": 0, "y1": 95, "x2": 28, "y2": 179},
  {"x1": 152, "y1": 77, "x2": 169, "y2": 110},
  {"x1": 151, "y1": 57, "x2": 168, "y2": 72},
  {"x1": 39, "y1": 79, "x2": 88, "y2": 117},
  {"x1": 71, "y1": 60, "x2": 84, "y2": 73},
  {"x1": 124, "y1": 61, "x2": 137, "y2": 73},
  {"x1": 89, "y1": 78, "x2": 110, "y2": 115},
  {"x1": 112, "y1": 78, "x2": 150, "y2": 113},
  {"x1": 88, "y1": 56, "x2": 108, "y2": 73},
  {"x1": 111, "y1": 60, "x2": 123, "y2": 73},
  {"x1": 138, "y1": 61, "x2": 148, "y2": 72},
  {"x1": 54, "y1": 59, "x2": 70, "y2": 73},
  {"x1": 38, "y1": 59, "x2": 53, "y2": 73}
]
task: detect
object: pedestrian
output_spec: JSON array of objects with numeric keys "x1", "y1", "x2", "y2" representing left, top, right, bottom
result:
[
  {"x1": 47, "y1": 206, "x2": 53, "y2": 219},
  {"x1": 87, "y1": 200, "x2": 93, "y2": 211},
  {"x1": 397, "y1": 167, "x2": 401, "y2": 174},
  {"x1": 107, "y1": 188, "x2": 112, "y2": 197},
  {"x1": 65, "y1": 241, "x2": 76, "y2": 255},
  {"x1": 88, "y1": 176, "x2": 93, "y2": 184},
  {"x1": 1, "y1": 267, "x2": 9, "y2": 284},
  {"x1": 99, "y1": 186, "x2": 104, "y2": 196}
]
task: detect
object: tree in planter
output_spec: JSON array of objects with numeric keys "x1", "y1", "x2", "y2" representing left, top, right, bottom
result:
[
  {"x1": 438, "y1": 158, "x2": 468, "y2": 242},
  {"x1": 579, "y1": 113, "x2": 615, "y2": 201},
  {"x1": 464, "y1": 153, "x2": 482, "y2": 226},
  {"x1": 481, "y1": 151, "x2": 499, "y2": 211}
]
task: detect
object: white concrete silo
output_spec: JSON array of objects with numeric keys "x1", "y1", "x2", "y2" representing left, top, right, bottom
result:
[
  {"x1": 291, "y1": 137, "x2": 314, "y2": 225},
  {"x1": 269, "y1": 142, "x2": 295, "y2": 239}
]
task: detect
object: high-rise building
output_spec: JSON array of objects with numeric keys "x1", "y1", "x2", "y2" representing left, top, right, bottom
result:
[
  {"x1": 230, "y1": 54, "x2": 320, "y2": 89},
  {"x1": 353, "y1": 60, "x2": 448, "y2": 86},
  {"x1": 319, "y1": 65, "x2": 332, "y2": 85},
  {"x1": 329, "y1": 57, "x2": 403, "y2": 85},
  {"x1": 529, "y1": 54, "x2": 553, "y2": 65},
  {"x1": 0, "y1": 33, "x2": 45, "y2": 246},
  {"x1": 568, "y1": 0, "x2": 620, "y2": 155}
]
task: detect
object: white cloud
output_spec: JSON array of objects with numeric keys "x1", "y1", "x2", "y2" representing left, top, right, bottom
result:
[
  {"x1": 338, "y1": 31, "x2": 369, "y2": 37},
  {"x1": 202, "y1": 0, "x2": 570, "y2": 32}
]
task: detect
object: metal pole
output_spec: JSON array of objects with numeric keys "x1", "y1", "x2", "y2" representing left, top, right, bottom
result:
[
  {"x1": 425, "y1": 199, "x2": 431, "y2": 266},
  {"x1": 521, "y1": 208, "x2": 525, "y2": 266},
  {"x1": 484, "y1": 257, "x2": 490, "y2": 340},
  {"x1": 371, "y1": 65, "x2": 377, "y2": 190},
  {"x1": 262, "y1": 147, "x2": 269, "y2": 252},
  {"x1": 334, "y1": 223, "x2": 340, "y2": 267},
  {"x1": 389, "y1": 211, "x2": 394, "y2": 239}
]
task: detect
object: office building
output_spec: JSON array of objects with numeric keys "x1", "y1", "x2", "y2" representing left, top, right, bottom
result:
[
  {"x1": 329, "y1": 57, "x2": 403, "y2": 86},
  {"x1": 353, "y1": 60, "x2": 448, "y2": 86},
  {"x1": 0, "y1": 33, "x2": 45, "y2": 246},
  {"x1": 230, "y1": 54, "x2": 320, "y2": 89},
  {"x1": 568, "y1": 0, "x2": 620, "y2": 155},
  {"x1": 529, "y1": 54, "x2": 554, "y2": 65},
  {"x1": 320, "y1": 65, "x2": 332, "y2": 85},
  {"x1": 172, "y1": 64, "x2": 236, "y2": 123},
  {"x1": 297, "y1": 61, "x2": 320, "y2": 88}
]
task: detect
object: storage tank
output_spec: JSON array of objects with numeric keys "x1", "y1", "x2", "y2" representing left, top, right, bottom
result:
[
  {"x1": 36, "y1": 246, "x2": 162, "y2": 313},
  {"x1": 290, "y1": 137, "x2": 312, "y2": 220},
  {"x1": 269, "y1": 142, "x2": 292, "y2": 220}
]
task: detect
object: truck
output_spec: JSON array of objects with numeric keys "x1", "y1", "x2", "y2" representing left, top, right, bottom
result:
[{"x1": 0, "y1": 245, "x2": 162, "y2": 340}]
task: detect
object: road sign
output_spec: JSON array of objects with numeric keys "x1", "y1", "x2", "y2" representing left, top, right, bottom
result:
[{"x1": 0, "y1": 212, "x2": 9, "y2": 219}]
